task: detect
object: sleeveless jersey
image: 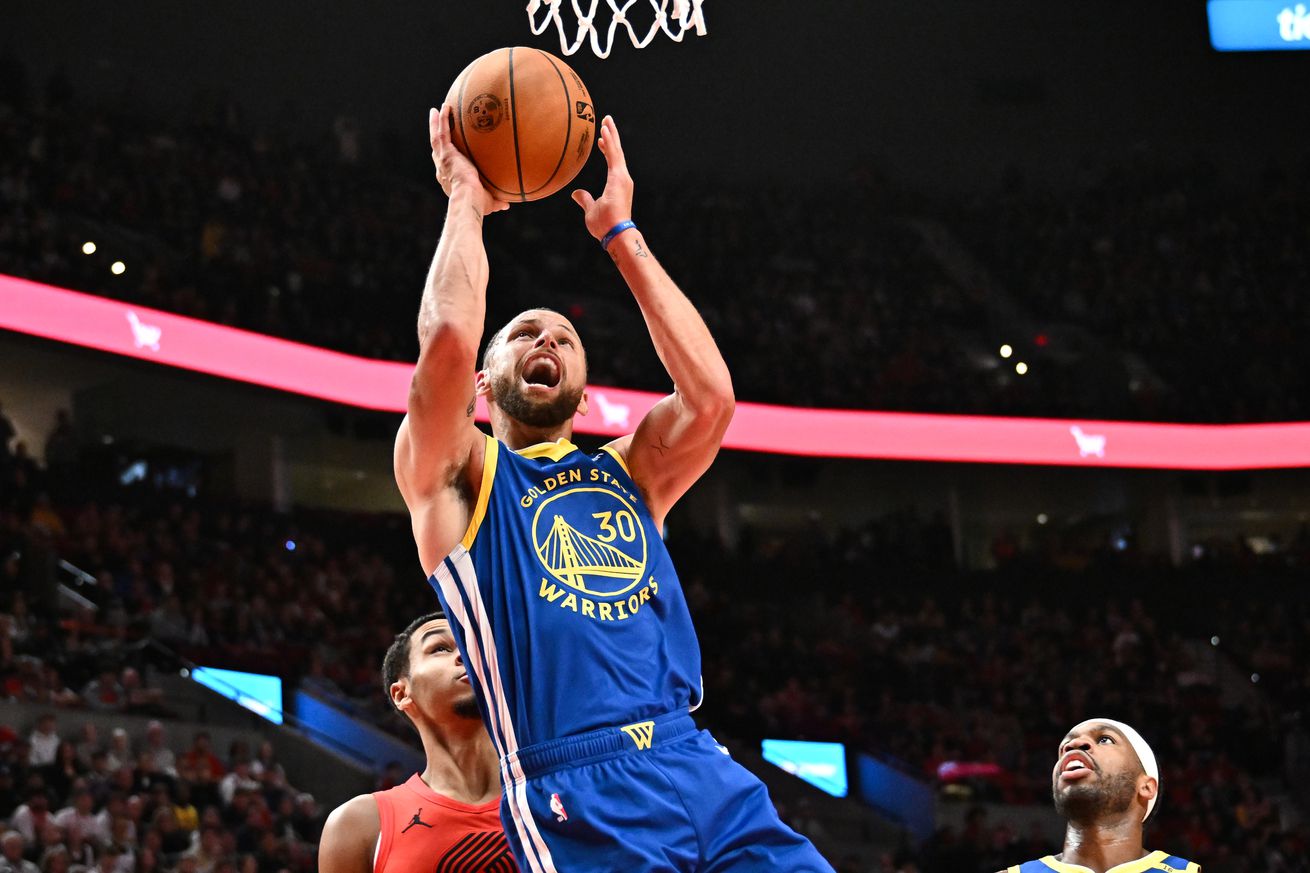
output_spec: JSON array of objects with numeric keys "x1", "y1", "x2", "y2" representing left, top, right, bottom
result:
[
  {"x1": 1007, "y1": 852, "x2": 1199, "y2": 873},
  {"x1": 429, "y1": 435, "x2": 703, "y2": 753},
  {"x1": 372, "y1": 774, "x2": 516, "y2": 873}
]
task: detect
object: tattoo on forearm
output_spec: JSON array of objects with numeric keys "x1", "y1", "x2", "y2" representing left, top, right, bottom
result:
[
  {"x1": 634, "y1": 239, "x2": 649, "y2": 258},
  {"x1": 651, "y1": 435, "x2": 671, "y2": 456},
  {"x1": 466, "y1": 395, "x2": 476, "y2": 417}
]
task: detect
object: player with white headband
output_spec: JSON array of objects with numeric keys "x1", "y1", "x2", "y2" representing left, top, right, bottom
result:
[{"x1": 1000, "y1": 718, "x2": 1200, "y2": 873}]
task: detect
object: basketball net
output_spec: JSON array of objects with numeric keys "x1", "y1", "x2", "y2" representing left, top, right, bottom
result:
[{"x1": 527, "y1": 0, "x2": 707, "y2": 58}]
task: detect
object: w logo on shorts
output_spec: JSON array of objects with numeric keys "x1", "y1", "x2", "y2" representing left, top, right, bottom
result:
[{"x1": 620, "y1": 721, "x2": 656, "y2": 750}]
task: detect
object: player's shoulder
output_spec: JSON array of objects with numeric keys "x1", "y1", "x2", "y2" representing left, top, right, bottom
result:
[
  {"x1": 323, "y1": 792, "x2": 381, "y2": 836},
  {"x1": 319, "y1": 794, "x2": 380, "y2": 873}
]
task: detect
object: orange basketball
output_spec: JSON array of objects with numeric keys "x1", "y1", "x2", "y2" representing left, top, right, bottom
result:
[{"x1": 444, "y1": 47, "x2": 596, "y2": 203}]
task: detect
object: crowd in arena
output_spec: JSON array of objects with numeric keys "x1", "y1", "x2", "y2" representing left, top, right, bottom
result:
[
  {"x1": 3, "y1": 64, "x2": 1309, "y2": 424},
  {"x1": 0, "y1": 712, "x2": 324, "y2": 873},
  {"x1": 4, "y1": 51, "x2": 1309, "y2": 873},
  {"x1": 4, "y1": 415, "x2": 1309, "y2": 872}
]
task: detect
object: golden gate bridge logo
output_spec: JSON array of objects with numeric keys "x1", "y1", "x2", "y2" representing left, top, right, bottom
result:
[{"x1": 532, "y1": 488, "x2": 647, "y2": 597}]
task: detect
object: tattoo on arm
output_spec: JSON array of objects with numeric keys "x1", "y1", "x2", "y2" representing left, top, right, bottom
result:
[
  {"x1": 634, "y1": 239, "x2": 649, "y2": 258},
  {"x1": 466, "y1": 395, "x2": 476, "y2": 417},
  {"x1": 650, "y1": 435, "x2": 672, "y2": 456}
]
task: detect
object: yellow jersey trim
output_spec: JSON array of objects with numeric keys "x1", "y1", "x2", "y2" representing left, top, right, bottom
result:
[
  {"x1": 1007, "y1": 867, "x2": 1021, "y2": 873},
  {"x1": 514, "y1": 438, "x2": 578, "y2": 462},
  {"x1": 1035, "y1": 852, "x2": 1173, "y2": 873},
  {"x1": 599, "y1": 444, "x2": 631, "y2": 477},
  {"x1": 460, "y1": 435, "x2": 499, "y2": 551}
]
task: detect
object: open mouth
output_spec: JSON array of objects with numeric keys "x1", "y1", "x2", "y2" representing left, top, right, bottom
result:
[
  {"x1": 521, "y1": 355, "x2": 561, "y2": 389},
  {"x1": 1058, "y1": 752, "x2": 1095, "y2": 780}
]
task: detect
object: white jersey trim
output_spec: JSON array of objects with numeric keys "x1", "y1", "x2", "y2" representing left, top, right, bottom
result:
[{"x1": 434, "y1": 548, "x2": 558, "y2": 873}]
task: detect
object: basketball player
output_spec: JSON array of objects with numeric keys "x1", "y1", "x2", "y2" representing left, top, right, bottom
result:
[
  {"x1": 392, "y1": 105, "x2": 833, "y2": 872},
  {"x1": 319, "y1": 613, "x2": 517, "y2": 873},
  {"x1": 1001, "y1": 718, "x2": 1199, "y2": 873}
]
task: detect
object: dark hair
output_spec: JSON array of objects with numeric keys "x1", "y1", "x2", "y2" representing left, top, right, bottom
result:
[{"x1": 381, "y1": 612, "x2": 446, "y2": 713}]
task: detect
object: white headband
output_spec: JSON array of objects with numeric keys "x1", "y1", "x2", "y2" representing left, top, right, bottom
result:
[{"x1": 1069, "y1": 717, "x2": 1160, "y2": 821}]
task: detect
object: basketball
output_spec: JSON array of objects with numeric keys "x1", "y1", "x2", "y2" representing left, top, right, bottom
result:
[{"x1": 444, "y1": 46, "x2": 596, "y2": 203}]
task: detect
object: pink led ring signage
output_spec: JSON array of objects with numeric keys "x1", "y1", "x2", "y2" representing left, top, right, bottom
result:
[{"x1": 3, "y1": 274, "x2": 1308, "y2": 470}]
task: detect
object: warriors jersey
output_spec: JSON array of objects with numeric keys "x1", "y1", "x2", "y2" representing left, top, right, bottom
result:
[
  {"x1": 429, "y1": 436, "x2": 702, "y2": 748},
  {"x1": 1007, "y1": 852, "x2": 1200, "y2": 873},
  {"x1": 372, "y1": 775, "x2": 516, "y2": 873}
]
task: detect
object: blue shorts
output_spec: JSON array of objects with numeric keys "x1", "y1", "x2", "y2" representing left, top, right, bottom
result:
[{"x1": 497, "y1": 712, "x2": 834, "y2": 873}]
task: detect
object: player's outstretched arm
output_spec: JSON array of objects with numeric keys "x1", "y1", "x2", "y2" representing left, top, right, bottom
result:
[
  {"x1": 319, "y1": 795, "x2": 379, "y2": 873},
  {"x1": 571, "y1": 116, "x2": 734, "y2": 528},
  {"x1": 395, "y1": 106, "x2": 509, "y2": 572}
]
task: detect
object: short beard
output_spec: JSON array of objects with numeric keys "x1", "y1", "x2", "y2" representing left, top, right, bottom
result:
[
  {"x1": 490, "y1": 371, "x2": 583, "y2": 428},
  {"x1": 1054, "y1": 770, "x2": 1139, "y2": 824},
  {"x1": 453, "y1": 695, "x2": 481, "y2": 720}
]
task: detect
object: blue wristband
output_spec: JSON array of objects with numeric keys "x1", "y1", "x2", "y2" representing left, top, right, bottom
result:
[{"x1": 600, "y1": 220, "x2": 636, "y2": 251}]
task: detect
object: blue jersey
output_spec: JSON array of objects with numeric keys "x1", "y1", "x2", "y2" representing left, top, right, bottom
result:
[
  {"x1": 429, "y1": 435, "x2": 703, "y2": 750},
  {"x1": 1007, "y1": 852, "x2": 1199, "y2": 873}
]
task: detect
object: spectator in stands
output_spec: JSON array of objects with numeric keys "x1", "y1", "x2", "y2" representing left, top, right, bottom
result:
[
  {"x1": 8, "y1": 789, "x2": 51, "y2": 847},
  {"x1": 176, "y1": 734, "x2": 223, "y2": 802},
  {"x1": 36, "y1": 844, "x2": 70, "y2": 873},
  {"x1": 38, "y1": 743, "x2": 83, "y2": 805},
  {"x1": 141, "y1": 723, "x2": 176, "y2": 780},
  {"x1": 80, "y1": 671, "x2": 123, "y2": 713},
  {"x1": 120, "y1": 670, "x2": 166, "y2": 716},
  {"x1": 26, "y1": 717, "x2": 58, "y2": 769},
  {"x1": 51, "y1": 788, "x2": 104, "y2": 847},
  {"x1": 217, "y1": 764, "x2": 258, "y2": 808},
  {"x1": 70, "y1": 727, "x2": 96, "y2": 769},
  {"x1": 102, "y1": 731, "x2": 130, "y2": 773},
  {"x1": 0, "y1": 830, "x2": 38, "y2": 873},
  {"x1": 169, "y1": 783, "x2": 198, "y2": 834}
]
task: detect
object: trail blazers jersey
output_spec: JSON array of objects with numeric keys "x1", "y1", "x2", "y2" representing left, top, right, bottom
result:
[{"x1": 372, "y1": 774, "x2": 515, "y2": 873}]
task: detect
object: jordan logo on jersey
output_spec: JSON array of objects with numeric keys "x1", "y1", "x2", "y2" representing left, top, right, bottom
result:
[
  {"x1": 401, "y1": 809, "x2": 433, "y2": 833},
  {"x1": 523, "y1": 472, "x2": 662, "y2": 624},
  {"x1": 620, "y1": 721, "x2": 656, "y2": 750}
]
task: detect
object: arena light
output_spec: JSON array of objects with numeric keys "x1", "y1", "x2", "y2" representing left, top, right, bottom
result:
[
  {"x1": 110, "y1": 261, "x2": 126, "y2": 275},
  {"x1": 1015, "y1": 361, "x2": 1029, "y2": 375},
  {"x1": 999, "y1": 344, "x2": 1013, "y2": 359},
  {"x1": 82, "y1": 242, "x2": 97, "y2": 255},
  {"x1": 5, "y1": 274, "x2": 1310, "y2": 470}
]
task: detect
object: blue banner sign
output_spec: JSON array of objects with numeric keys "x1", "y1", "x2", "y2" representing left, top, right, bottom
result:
[
  {"x1": 1209, "y1": 1, "x2": 1310, "y2": 50},
  {"x1": 192, "y1": 666, "x2": 284, "y2": 724},
  {"x1": 761, "y1": 739, "x2": 848, "y2": 797}
]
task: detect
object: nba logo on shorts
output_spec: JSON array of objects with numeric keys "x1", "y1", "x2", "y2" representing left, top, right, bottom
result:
[{"x1": 549, "y1": 793, "x2": 568, "y2": 822}]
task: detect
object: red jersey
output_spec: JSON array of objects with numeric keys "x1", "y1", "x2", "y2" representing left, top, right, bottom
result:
[{"x1": 372, "y1": 774, "x2": 516, "y2": 873}]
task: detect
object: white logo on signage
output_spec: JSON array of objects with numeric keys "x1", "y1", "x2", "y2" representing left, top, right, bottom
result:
[
  {"x1": 1279, "y1": 4, "x2": 1310, "y2": 41},
  {"x1": 1070, "y1": 426, "x2": 1106, "y2": 459},
  {"x1": 593, "y1": 392, "x2": 630, "y2": 428},
  {"x1": 126, "y1": 311, "x2": 162, "y2": 352}
]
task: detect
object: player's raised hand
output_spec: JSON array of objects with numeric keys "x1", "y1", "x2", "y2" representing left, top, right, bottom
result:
[
  {"x1": 429, "y1": 105, "x2": 509, "y2": 215},
  {"x1": 571, "y1": 115, "x2": 634, "y2": 241}
]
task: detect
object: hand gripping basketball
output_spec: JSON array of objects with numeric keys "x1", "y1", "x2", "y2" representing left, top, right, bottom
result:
[
  {"x1": 571, "y1": 116, "x2": 634, "y2": 242},
  {"x1": 429, "y1": 105, "x2": 510, "y2": 215}
]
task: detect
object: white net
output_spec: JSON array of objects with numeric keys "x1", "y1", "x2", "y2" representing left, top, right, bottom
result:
[{"x1": 527, "y1": 0, "x2": 707, "y2": 58}]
